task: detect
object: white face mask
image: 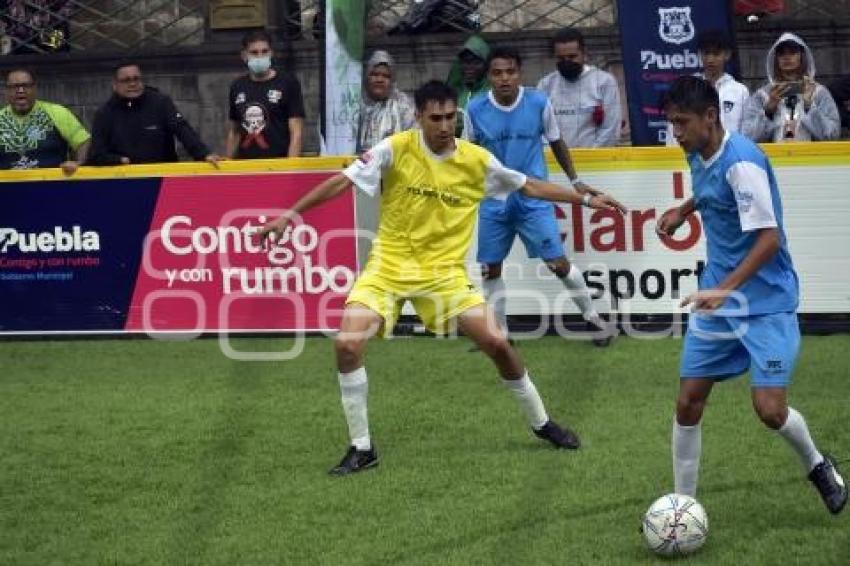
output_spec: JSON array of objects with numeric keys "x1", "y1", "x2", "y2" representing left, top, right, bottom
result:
[{"x1": 247, "y1": 56, "x2": 272, "y2": 75}]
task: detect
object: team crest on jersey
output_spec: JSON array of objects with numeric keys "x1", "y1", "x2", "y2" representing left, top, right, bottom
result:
[
  {"x1": 267, "y1": 89, "x2": 283, "y2": 104},
  {"x1": 658, "y1": 7, "x2": 695, "y2": 45},
  {"x1": 734, "y1": 188, "x2": 754, "y2": 213},
  {"x1": 235, "y1": 92, "x2": 246, "y2": 105},
  {"x1": 723, "y1": 101, "x2": 735, "y2": 113}
]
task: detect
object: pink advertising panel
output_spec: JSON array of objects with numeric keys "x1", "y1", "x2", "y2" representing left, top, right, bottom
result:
[{"x1": 124, "y1": 172, "x2": 357, "y2": 332}]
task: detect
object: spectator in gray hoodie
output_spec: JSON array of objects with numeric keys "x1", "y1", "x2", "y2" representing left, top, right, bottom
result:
[{"x1": 742, "y1": 32, "x2": 839, "y2": 142}]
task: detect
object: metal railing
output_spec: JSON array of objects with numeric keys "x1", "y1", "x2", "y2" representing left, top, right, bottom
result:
[
  {"x1": 0, "y1": 0, "x2": 205, "y2": 54},
  {"x1": 284, "y1": 1, "x2": 615, "y2": 38},
  {"x1": 2, "y1": 1, "x2": 849, "y2": 55},
  {"x1": 783, "y1": 0, "x2": 850, "y2": 19}
]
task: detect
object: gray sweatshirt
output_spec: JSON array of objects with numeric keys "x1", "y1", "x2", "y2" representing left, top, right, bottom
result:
[
  {"x1": 742, "y1": 32, "x2": 840, "y2": 142},
  {"x1": 536, "y1": 65, "x2": 622, "y2": 147}
]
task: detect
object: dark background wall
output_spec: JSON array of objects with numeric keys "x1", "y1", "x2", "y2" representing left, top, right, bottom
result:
[{"x1": 3, "y1": 19, "x2": 847, "y2": 155}]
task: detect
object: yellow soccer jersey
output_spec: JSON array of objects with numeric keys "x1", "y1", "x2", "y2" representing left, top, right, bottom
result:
[{"x1": 343, "y1": 129, "x2": 526, "y2": 279}]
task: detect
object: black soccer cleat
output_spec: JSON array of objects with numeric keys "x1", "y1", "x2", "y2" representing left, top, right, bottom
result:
[
  {"x1": 533, "y1": 419, "x2": 581, "y2": 450},
  {"x1": 808, "y1": 453, "x2": 848, "y2": 515},
  {"x1": 588, "y1": 318, "x2": 618, "y2": 347},
  {"x1": 329, "y1": 445, "x2": 379, "y2": 476}
]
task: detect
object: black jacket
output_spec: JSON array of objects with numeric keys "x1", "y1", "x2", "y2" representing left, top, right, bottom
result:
[{"x1": 87, "y1": 87, "x2": 210, "y2": 165}]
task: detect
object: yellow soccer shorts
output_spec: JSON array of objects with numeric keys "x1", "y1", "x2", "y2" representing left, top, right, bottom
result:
[{"x1": 345, "y1": 267, "x2": 485, "y2": 338}]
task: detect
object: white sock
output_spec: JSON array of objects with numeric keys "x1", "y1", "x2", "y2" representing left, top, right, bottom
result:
[
  {"x1": 502, "y1": 372, "x2": 548, "y2": 429},
  {"x1": 339, "y1": 367, "x2": 370, "y2": 450},
  {"x1": 672, "y1": 420, "x2": 702, "y2": 497},
  {"x1": 559, "y1": 264, "x2": 601, "y2": 325},
  {"x1": 482, "y1": 277, "x2": 508, "y2": 333},
  {"x1": 777, "y1": 407, "x2": 823, "y2": 473}
]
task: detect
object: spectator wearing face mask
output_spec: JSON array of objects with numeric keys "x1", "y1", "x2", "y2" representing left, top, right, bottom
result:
[
  {"x1": 742, "y1": 32, "x2": 839, "y2": 142},
  {"x1": 226, "y1": 30, "x2": 306, "y2": 159},
  {"x1": 536, "y1": 27, "x2": 621, "y2": 147}
]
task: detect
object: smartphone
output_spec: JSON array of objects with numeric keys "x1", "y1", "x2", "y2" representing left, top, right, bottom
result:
[{"x1": 784, "y1": 81, "x2": 803, "y2": 97}]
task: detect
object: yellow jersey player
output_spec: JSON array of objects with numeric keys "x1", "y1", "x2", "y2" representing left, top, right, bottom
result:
[{"x1": 260, "y1": 80, "x2": 626, "y2": 475}]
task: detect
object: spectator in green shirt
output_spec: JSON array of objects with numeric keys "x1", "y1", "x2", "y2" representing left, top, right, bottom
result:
[
  {"x1": 446, "y1": 35, "x2": 490, "y2": 136},
  {"x1": 0, "y1": 68, "x2": 90, "y2": 174}
]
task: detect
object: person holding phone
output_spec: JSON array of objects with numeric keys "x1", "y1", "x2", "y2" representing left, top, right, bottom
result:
[{"x1": 742, "y1": 32, "x2": 840, "y2": 142}]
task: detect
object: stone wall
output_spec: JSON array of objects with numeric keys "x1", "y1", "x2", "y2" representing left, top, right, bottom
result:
[{"x1": 2, "y1": 19, "x2": 848, "y2": 156}]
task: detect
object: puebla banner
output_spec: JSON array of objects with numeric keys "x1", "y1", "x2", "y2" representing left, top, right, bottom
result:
[
  {"x1": 616, "y1": 0, "x2": 734, "y2": 145},
  {"x1": 2, "y1": 144, "x2": 849, "y2": 335},
  {"x1": 0, "y1": 171, "x2": 357, "y2": 333}
]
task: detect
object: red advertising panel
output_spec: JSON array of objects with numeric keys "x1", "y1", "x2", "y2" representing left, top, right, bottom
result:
[{"x1": 124, "y1": 172, "x2": 357, "y2": 332}]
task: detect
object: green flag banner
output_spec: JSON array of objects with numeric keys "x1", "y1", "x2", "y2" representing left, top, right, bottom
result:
[{"x1": 324, "y1": 0, "x2": 366, "y2": 155}]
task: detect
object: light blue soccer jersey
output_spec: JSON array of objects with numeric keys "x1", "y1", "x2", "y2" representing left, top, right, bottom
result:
[
  {"x1": 464, "y1": 87, "x2": 559, "y2": 210},
  {"x1": 687, "y1": 131, "x2": 799, "y2": 315}
]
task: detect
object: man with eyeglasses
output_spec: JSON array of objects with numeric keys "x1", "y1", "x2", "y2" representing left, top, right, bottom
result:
[
  {"x1": 87, "y1": 61, "x2": 222, "y2": 166},
  {"x1": 0, "y1": 68, "x2": 90, "y2": 173}
]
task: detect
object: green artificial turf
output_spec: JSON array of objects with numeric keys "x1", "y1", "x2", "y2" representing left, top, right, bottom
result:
[{"x1": 1, "y1": 335, "x2": 847, "y2": 564}]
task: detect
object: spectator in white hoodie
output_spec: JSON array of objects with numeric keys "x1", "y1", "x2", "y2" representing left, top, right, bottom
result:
[
  {"x1": 536, "y1": 27, "x2": 621, "y2": 147},
  {"x1": 742, "y1": 32, "x2": 840, "y2": 142},
  {"x1": 665, "y1": 30, "x2": 749, "y2": 146}
]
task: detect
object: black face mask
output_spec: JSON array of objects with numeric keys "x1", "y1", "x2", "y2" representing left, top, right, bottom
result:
[{"x1": 557, "y1": 60, "x2": 583, "y2": 82}]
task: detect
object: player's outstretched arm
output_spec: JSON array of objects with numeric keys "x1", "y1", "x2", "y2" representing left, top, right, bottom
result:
[
  {"x1": 259, "y1": 173, "x2": 353, "y2": 241},
  {"x1": 522, "y1": 178, "x2": 627, "y2": 214},
  {"x1": 549, "y1": 139, "x2": 603, "y2": 196}
]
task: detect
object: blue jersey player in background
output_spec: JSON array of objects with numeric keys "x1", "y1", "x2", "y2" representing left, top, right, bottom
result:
[
  {"x1": 463, "y1": 46, "x2": 616, "y2": 346},
  {"x1": 658, "y1": 76, "x2": 846, "y2": 515}
]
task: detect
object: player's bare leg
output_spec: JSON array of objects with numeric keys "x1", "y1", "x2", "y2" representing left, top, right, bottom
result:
[
  {"x1": 545, "y1": 255, "x2": 615, "y2": 346},
  {"x1": 457, "y1": 305, "x2": 580, "y2": 449},
  {"x1": 470, "y1": 262, "x2": 512, "y2": 352},
  {"x1": 672, "y1": 377, "x2": 714, "y2": 497},
  {"x1": 329, "y1": 304, "x2": 383, "y2": 476},
  {"x1": 335, "y1": 304, "x2": 382, "y2": 373},
  {"x1": 481, "y1": 262, "x2": 508, "y2": 334},
  {"x1": 752, "y1": 387, "x2": 847, "y2": 514}
]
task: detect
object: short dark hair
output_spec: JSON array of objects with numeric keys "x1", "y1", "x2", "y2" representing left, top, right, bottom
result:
[
  {"x1": 552, "y1": 27, "x2": 585, "y2": 50},
  {"x1": 413, "y1": 80, "x2": 458, "y2": 111},
  {"x1": 5, "y1": 68, "x2": 35, "y2": 83},
  {"x1": 488, "y1": 46, "x2": 522, "y2": 69},
  {"x1": 113, "y1": 60, "x2": 142, "y2": 77},
  {"x1": 242, "y1": 30, "x2": 273, "y2": 49},
  {"x1": 663, "y1": 76, "x2": 720, "y2": 120},
  {"x1": 696, "y1": 30, "x2": 732, "y2": 52}
]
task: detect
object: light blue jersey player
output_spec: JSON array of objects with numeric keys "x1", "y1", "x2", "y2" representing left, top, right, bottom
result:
[
  {"x1": 463, "y1": 46, "x2": 615, "y2": 345},
  {"x1": 658, "y1": 76, "x2": 846, "y2": 514}
]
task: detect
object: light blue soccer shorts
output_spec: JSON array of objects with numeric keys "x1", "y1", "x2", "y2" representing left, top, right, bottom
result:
[
  {"x1": 476, "y1": 196, "x2": 564, "y2": 264},
  {"x1": 680, "y1": 311, "x2": 800, "y2": 388}
]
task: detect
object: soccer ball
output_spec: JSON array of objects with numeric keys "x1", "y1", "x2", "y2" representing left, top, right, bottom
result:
[{"x1": 641, "y1": 493, "x2": 708, "y2": 556}]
